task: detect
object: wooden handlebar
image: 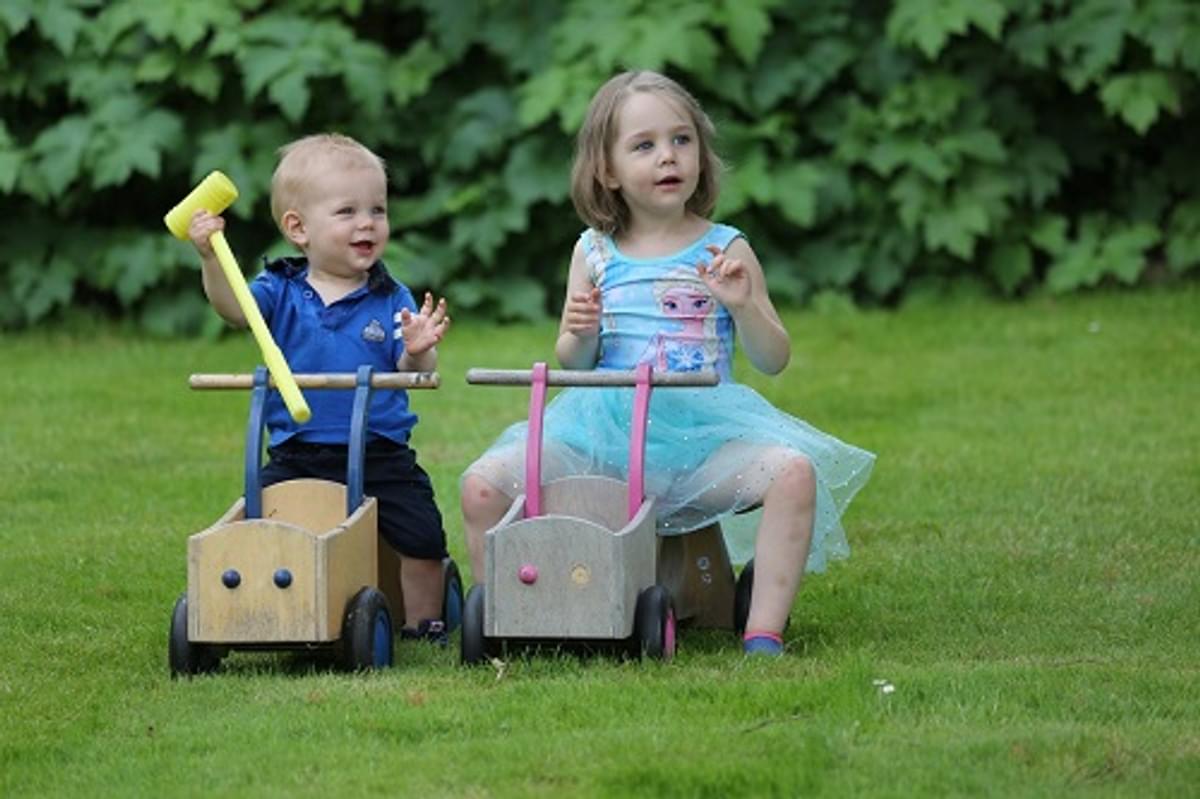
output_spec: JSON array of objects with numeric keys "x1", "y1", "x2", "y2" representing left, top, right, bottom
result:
[
  {"x1": 189, "y1": 372, "x2": 440, "y2": 390},
  {"x1": 465, "y1": 368, "x2": 717, "y2": 387}
]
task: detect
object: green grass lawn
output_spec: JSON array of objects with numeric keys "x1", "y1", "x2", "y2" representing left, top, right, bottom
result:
[{"x1": 1, "y1": 286, "x2": 1197, "y2": 797}]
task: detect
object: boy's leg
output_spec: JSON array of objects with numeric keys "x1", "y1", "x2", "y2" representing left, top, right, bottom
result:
[
  {"x1": 367, "y1": 443, "x2": 451, "y2": 636},
  {"x1": 399, "y1": 557, "x2": 444, "y2": 628}
]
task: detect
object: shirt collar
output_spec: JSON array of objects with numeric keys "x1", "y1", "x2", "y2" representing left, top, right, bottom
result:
[{"x1": 262, "y1": 256, "x2": 397, "y2": 295}]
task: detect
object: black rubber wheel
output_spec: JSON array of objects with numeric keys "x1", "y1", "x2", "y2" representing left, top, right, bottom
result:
[
  {"x1": 168, "y1": 593, "x2": 222, "y2": 677},
  {"x1": 734, "y1": 558, "x2": 754, "y2": 635},
  {"x1": 632, "y1": 585, "x2": 676, "y2": 661},
  {"x1": 342, "y1": 587, "x2": 394, "y2": 671},
  {"x1": 460, "y1": 584, "x2": 497, "y2": 665},
  {"x1": 441, "y1": 558, "x2": 464, "y2": 635}
]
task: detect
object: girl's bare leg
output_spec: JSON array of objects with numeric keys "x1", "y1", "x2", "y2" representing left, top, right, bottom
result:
[
  {"x1": 680, "y1": 443, "x2": 817, "y2": 636},
  {"x1": 744, "y1": 454, "x2": 816, "y2": 635},
  {"x1": 460, "y1": 472, "x2": 514, "y2": 583}
]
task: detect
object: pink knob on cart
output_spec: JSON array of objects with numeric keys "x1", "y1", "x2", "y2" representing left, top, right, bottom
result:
[{"x1": 518, "y1": 564, "x2": 538, "y2": 584}]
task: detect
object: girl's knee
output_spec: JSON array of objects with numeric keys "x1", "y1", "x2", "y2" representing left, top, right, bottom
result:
[
  {"x1": 769, "y1": 455, "x2": 815, "y2": 506},
  {"x1": 461, "y1": 474, "x2": 500, "y2": 516}
]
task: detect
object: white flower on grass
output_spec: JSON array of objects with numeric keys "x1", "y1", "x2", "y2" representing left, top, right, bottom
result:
[{"x1": 873, "y1": 678, "x2": 896, "y2": 694}]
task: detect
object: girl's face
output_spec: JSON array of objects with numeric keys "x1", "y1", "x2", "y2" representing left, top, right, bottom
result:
[
  {"x1": 605, "y1": 90, "x2": 700, "y2": 223},
  {"x1": 285, "y1": 159, "x2": 389, "y2": 281}
]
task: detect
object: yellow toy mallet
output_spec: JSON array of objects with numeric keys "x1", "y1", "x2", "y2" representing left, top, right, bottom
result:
[{"x1": 165, "y1": 171, "x2": 311, "y2": 423}]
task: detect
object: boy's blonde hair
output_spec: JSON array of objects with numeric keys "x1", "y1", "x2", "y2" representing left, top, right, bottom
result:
[
  {"x1": 269, "y1": 133, "x2": 387, "y2": 231},
  {"x1": 570, "y1": 71, "x2": 723, "y2": 235}
]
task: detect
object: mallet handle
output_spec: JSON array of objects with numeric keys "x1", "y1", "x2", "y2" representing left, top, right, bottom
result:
[
  {"x1": 189, "y1": 372, "x2": 440, "y2": 390},
  {"x1": 208, "y1": 231, "x2": 311, "y2": 423}
]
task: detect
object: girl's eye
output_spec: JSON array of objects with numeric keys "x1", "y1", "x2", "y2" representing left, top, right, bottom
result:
[
  {"x1": 673, "y1": 134, "x2": 691, "y2": 146},
  {"x1": 372, "y1": 206, "x2": 387, "y2": 216},
  {"x1": 336, "y1": 207, "x2": 354, "y2": 215},
  {"x1": 634, "y1": 141, "x2": 653, "y2": 152}
]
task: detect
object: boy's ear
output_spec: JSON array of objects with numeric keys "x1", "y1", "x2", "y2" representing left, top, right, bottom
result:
[{"x1": 280, "y1": 210, "x2": 308, "y2": 247}]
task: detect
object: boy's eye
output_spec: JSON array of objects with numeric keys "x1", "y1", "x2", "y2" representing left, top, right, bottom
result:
[
  {"x1": 336, "y1": 207, "x2": 354, "y2": 215},
  {"x1": 372, "y1": 206, "x2": 387, "y2": 216}
]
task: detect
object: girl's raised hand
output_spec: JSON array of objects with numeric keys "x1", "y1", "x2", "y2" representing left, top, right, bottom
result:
[
  {"x1": 697, "y1": 244, "x2": 751, "y2": 309},
  {"x1": 563, "y1": 286, "x2": 602, "y2": 337},
  {"x1": 396, "y1": 292, "x2": 450, "y2": 356}
]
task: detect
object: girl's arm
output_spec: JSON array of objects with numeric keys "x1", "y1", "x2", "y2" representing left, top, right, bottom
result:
[
  {"x1": 555, "y1": 240, "x2": 602, "y2": 369},
  {"x1": 700, "y1": 239, "x2": 790, "y2": 375}
]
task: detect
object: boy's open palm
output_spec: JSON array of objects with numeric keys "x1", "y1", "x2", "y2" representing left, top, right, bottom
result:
[
  {"x1": 396, "y1": 293, "x2": 450, "y2": 356},
  {"x1": 697, "y1": 244, "x2": 751, "y2": 309}
]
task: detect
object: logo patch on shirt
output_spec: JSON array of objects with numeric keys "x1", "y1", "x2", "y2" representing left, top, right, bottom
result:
[{"x1": 362, "y1": 319, "x2": 386, "y2": 343}]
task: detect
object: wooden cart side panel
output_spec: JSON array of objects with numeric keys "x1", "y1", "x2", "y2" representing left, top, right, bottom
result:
[
  {"x1": 657, "y1": 523, "x2": 736, "y2": 628},
  {"x1": 540, "y1": 476, "x2": 630, "y2": 531},
  {"x1": 261, "y1": 479, "x2": 347, "y2": 533},
  {"x1": 188, "y1": 520, "x2": 320, "y2": 643},
  {"x1": 612, "y1": 497, "x2": 658, "y2": 636},
  {"x1": 376, "y1": 540, "x2": 405, "y2": 625},
  {"x1": 488, "y1": 516, "x2": 621, "y2": 639},
  {"x1": 318, "y1": 497, "x2": 379, "y2": 637}
]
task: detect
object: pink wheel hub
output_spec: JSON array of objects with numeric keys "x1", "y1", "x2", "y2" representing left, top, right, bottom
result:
[{"x1": 664, "y1": 609, "x2": 677, "y2": 659}]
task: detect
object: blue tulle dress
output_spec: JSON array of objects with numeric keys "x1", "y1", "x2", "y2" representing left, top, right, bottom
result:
[{"x1": 463, "y1": 224, "x2": 875, "y2": 571}]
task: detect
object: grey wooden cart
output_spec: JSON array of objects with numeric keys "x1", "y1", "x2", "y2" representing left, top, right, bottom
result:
[{"x1": 460, "y1": 363, "x2": 756, "y2": 664}]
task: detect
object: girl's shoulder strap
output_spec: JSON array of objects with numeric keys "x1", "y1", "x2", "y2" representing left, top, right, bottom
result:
[
  {"x1": 579, "y1": 227, "x2": 614, "y2": 284},
  {"x1": 704, "y1": 222, "x2": 746, "y2": 252}
]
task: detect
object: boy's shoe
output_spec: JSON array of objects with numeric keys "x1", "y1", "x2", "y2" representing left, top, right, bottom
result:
[{"x1": 400, "y1": 619, "x2": 447, "y2": 646}]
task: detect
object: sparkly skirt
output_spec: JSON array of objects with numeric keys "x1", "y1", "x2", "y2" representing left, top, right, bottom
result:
[{"x1": 463, "y1": 383, "x2": 875, "y2": 571}]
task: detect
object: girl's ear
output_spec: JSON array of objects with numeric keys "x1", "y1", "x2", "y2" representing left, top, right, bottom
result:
[{"x1": 280, "y1": 210, "x2": 308, "y2": 247}]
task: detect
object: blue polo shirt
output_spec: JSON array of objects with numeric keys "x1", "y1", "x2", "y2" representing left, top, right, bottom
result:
[{"x1": 249, "y1": 257, "x2": 420, "y2": 447}]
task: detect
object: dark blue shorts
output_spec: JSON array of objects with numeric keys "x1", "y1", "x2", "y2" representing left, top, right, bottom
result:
[{"x1": 260, "y1": 439, "x2": 448, "y2": 560}]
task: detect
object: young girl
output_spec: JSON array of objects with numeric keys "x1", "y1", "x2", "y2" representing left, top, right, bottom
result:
[{"x1": 460, "y1": 71, "x2": 874, "y2": 655}]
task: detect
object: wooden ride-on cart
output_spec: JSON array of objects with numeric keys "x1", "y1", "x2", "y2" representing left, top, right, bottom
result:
[
  {"x1": 461, "y1": 362, "x2": 753, "y2": 665},
  {"x1": 168, "y1": 366, "x2": 463, "y2": 677}
]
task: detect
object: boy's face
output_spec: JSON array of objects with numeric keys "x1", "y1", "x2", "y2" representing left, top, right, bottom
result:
[
  {"x1": 283, "y1": 157, "x2": 389, "y2": 280},
  {"x1": 604, "y1": 90, "x2": 700, "y2": 223}
]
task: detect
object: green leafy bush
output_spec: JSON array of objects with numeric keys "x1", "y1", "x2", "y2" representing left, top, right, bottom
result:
[{"x1": 1, "y1": 0, "x2": 1197, "y2": 333}]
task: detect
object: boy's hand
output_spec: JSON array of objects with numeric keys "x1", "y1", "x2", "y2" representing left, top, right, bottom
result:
[
  {"x1": 697, "y1": 244, "x2": 750, "y2": 310},
  {"x1": 187, "y1": 210, "x2": 225, "y2": 258},
  {"x1": 395, "y1": 292, "x2": 450, "y2": 356},
  {"x1": 563, "y1": 286, "x2": 602, "y2": 337}
]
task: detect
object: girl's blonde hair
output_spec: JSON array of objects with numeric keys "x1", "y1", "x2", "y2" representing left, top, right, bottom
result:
[
  {"x1": 571, "y1": 71, "x2": 723, "y2": 235},
  {"x1": 269, "y1": 133, "x2": 387, "y2": 231}
]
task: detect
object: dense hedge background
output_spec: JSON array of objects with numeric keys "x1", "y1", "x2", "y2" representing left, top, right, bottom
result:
[{"x1": 1, "y1": 0, "x2": 1198, "y2": 334}]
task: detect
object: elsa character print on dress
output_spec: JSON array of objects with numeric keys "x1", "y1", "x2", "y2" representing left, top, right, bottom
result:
[
  {"x1": 643, "y1": 267, "x2": 724, "y2": 373},
  {"x1": 186, "y1": 133, "x2": 454, "y2": 643},
  {"x1": 460, "y1": 71, "x2": 875, "y2": 656}
]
